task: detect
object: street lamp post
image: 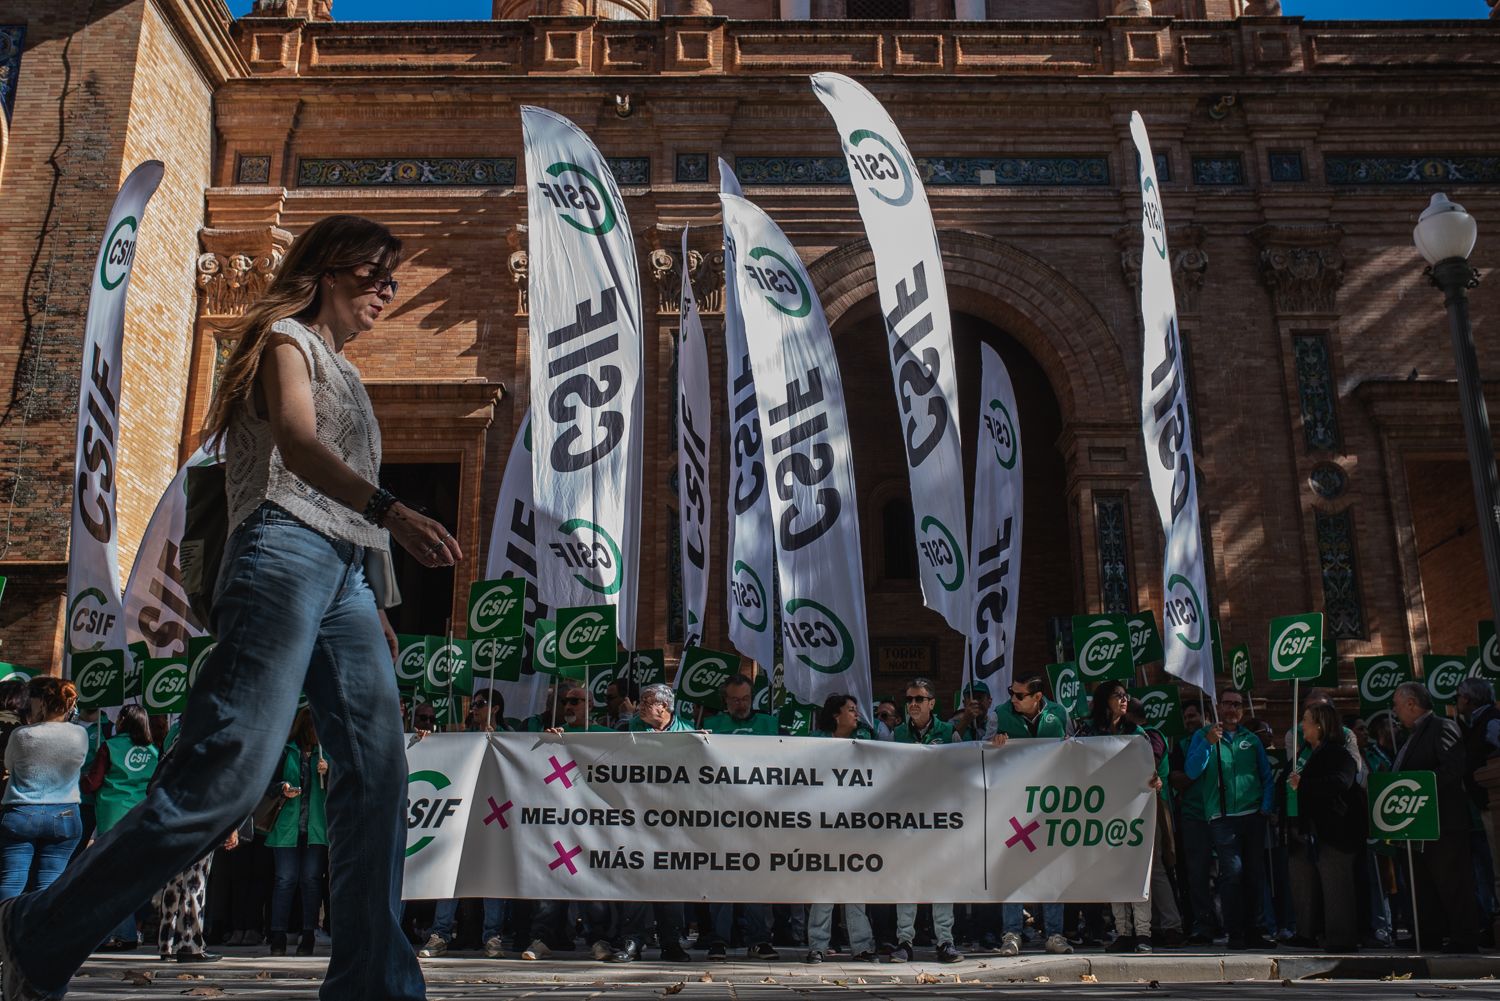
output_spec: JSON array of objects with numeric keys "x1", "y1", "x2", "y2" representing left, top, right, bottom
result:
[{"x1": 1413, "y1": 193, "x2": 1498, "y2": 625}]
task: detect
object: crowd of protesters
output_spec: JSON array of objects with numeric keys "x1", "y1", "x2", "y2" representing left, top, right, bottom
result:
[{"x1": 2, "y1": 666, "x2": 1498, "y2": 967}]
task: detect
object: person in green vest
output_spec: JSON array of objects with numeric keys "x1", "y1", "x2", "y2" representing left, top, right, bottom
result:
[
  {"x1": 702, "y1": 675, "x2": 779, "y2": 737},
  {"x1": 264, "y1": 709, "x2": 328, "y2": 958},
  {"x1": 1184, "y1": 688, "x2": 1274, "y2": 950},
  {"x1": 80, "y1": 705, "x2": 158, "y2": 949},
  {"x1": 626, "y1": 683, "x2": 694, "y2": 733},
  {"x1": 885, "y1": 677, "x2": 962, "y2": 964},
  {"x1": 805, "y1": 693, "x2": 876, "y2": 964},
  {"x1": 544, "y1": 684, "x2": 613, "y2": 734},
  {"x1": 525, "y1": 684, "x2": 565, "y2": 733}
]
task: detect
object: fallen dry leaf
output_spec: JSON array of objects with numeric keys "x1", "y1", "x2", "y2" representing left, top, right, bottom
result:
[
  {"x1": 854, "y1": 978, "x2": 868, "y2": 985},
  {"x1": 1035, "y1": 976, "x2": 1051, "y2": 983},
  {"x1": 760, "y1": 977, "x2": 778, "y2": 984},
  {"x1": 181, "y1": 988, "x2": 228, "y2": 998},
  {"x1": 254, "y1": 971, "x2": 272, "y2": 981},
  {"x1": 698, "y1": 973, "x2": 714, "y2": 983},
  {"x1": 1383, "y1": 973, "x2": 1415, "y2": 982},
  {"x1": 915, "y1": 971, "x2": 942, "y2": 984},
  {"x1": 176, "y1": 973, "x2": 205, "y2": 980},
  {"x1": 1080, "y1": 974, "x2": 1099, "y2": 983},
  {"x1": 122, "y1": 970, "x2": 154, "y2": 986},
  {"x1": 662, "y1": 983, "x2": 685, "y2": 996}
]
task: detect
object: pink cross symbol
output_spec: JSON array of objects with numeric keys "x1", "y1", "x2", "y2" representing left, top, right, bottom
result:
[
  {"x1": 544, "y1": 755, "x2": 578, "y2": 789},
  {"x1": 549, "y1": 840, "x2": 582, "y2": 876},
  {"x1": 483, "y1": 796, "x2": 513, "y2": 830},
  {"x1": 1005, "y1": 816, "x2": 1041, "y2": 852}
]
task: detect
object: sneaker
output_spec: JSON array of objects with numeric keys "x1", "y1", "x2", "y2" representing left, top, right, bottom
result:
[
  {"x1": 707, "y1": 942, "x2": 727, "y2": 961},
  {"x1": 485, "y1": 936, "x2": 507, "y2": 959},
  {"x1": 937, "y1": 942, "x2": 964, "y2": 964},
  {"x1": 591, "y1": 939, "x2": 613, "y2": 961},
  {"x1": 998, "y1": 932, "x2": 1021, "y2": 957},
  {"x1": 417, "y1": 934, "x2": 448, "y2": 958},
  {"x1": 804, "y1": 950, "x2": 825, "y2": 964},
  {"x1": 748, "y1": 943, "x2": 780, "y2": 961},
  {"x1": 1104, "y1": 934, "x2": 1136, "y2": 953},
  {"x1": 521, "y1": 939, "x2": 551, "y2": 961},
  {"x1": 1134, "y1": 940, "x2": 1153, "y2": 953},
  {"x1": 888, "y1": 942, "x2": 912, "y2": 963},
  {"x1": 1044, "y1": 934, "x2": 1073, "y2": 955}
]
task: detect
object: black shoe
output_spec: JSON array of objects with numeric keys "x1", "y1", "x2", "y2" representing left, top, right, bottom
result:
[
  {"x1": 1153, "y1": 929, "x2": 1187, "y2": 948},
  {"x1": 1105, "y1": 935, "x2": 1136, "y2": 953},
  {"x1": 937, "y1": 942, "x2": 964, "y2": 963},
  {"x1": 1186, "y1": 933, "x2": 1214, "y2": 945},
  {"x1": 610, "y1": 939, "x2": 642, "y2": 963},
  {"x1": 1243, "y1": 935, "x2": 1278, "y2": 951},
  {"x1": 888, "y1": 942, "x2": 912, "y2": 963},
  {"x1": 662, "y1": 943, "x2": 691, "y2": 962},
  {"x1": 98, "y1": 938, "x2": 139, "y2": 953},
  {"x1": 804, "y1": 950, "x2": 825, "y2": 964},
  {"x1": 296, "y1": 931, "x2": 315, "y2": 956},
  {"x1": 707, "y1": 942, "x2": 727, "y2": 961},
  {"x1": 175, "y1": 950, "x2": 222, "y2": 963},
  {"x1": 1284, "y1": 935, "x2": 1318, "y2": 949},
  {"x1": 748, "y1": 943, "x2": 780, "y2": 961},
  {"x1": 269, "y1": 932, "x2": 288, "y2": 956}
]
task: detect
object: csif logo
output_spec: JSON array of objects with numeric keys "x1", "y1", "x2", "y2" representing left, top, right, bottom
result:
[
  {"x1": 550, "y1": 519, "x2": 623, "y2": 596},
  {"x1": 67, "y1": 588, "x2": 116, "y2": 654},
  {"x1": 845, "y1": 129, "x2": 913, "y2": 207},
  {"x1": 1078, "y1": 619, "x2": 1126, "y2": 679},
  {"x1": 536, "y1": 162, "x2": 616, "y2": 236},
  {"x1": 559, "y1": 611, "x2": 611, "y2": 662},
  {"x1": 75, "y1": 655, "x2": 117, "y2": 700},
  {"x1": 1054, "y1": 666, "x2": 1080, "y2": 706},
  {"x1": 917, "y1": 516, "x2": 964, "y2": 592},
  {"x1": 1163, "y1": 574, "x2": 1205, "y2": 651},
  {"x1": 1140, "y1": 177, "x2": 1167, "y2": 260},
  {"x1": 983, "y1": 398, "x2": 1018, "y2": 470},
  {"x1": 743, "y1": 247, "x2": 811, "y2": 319},
  {"x1": 1273, "y1": 622, "x2": 1316, "y2": 673},
  {"x1": 470, "y1": 582, "x2": 522, "y2": 636},
  {"x1": 1139, "y1": 689, "x2": 1170, "y2": 725},
  {"x1": 1360, "y1": 659, "x2": 1405, "y2": 703},
  {"x1": 1372, "y1": 777, "x2": 1429, "y2": 835},
  {"x1": 125, "y1": 745, "x2": 154, "y2": 771},
  {"x1": 189, "y1": 640, "x2": 216, "y2": 688},
  {"x1": 781, "y1": 598, "x2": 855, "y2": 675},
  {"x1": 146, "y1": 662, "x2": 188, "y2": 708},
  {"x1": 473, "y1": 637, "x2": 522, "y2": 674},
  {"x1": 679, "y1": 654, "x2": 735, "y2": 701},
  {"x1": 1425, "y1": 657, "x2": 1467, "y2": 702},
  {"x1": 396, "y1": 638, "x2": 427, "y2": 685},
  {"x1": 730, "y1": 561, "x2": 768, "y2": 633},
  {"x1": 535, "y1": 623, "x2": 560, "y2": 672},
  {"x1": 1231, "y1": 648, "x2": 1252, "y2": 690},
  {"x1": 100, "y1": 216, "x2": 139, "y2": 291},
  {"x1": 406, "y1": 769, "x2": 463, "y2": 857}
]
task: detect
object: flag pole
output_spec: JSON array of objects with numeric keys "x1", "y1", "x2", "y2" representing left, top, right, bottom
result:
[{"x1": 1407, "y1": 842, "x2": 1422, "y2": 953}]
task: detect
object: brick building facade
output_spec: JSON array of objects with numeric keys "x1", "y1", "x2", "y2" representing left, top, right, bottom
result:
[{"x1": 0, "y1": 0, "x2": 1495, "y2": 713}]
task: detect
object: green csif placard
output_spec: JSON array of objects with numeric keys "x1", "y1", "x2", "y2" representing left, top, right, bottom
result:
[
  {"x1": 1071, "y1": 614, "x2": 1133, "y2": 682},
  {"x1": 1267, "y1": 613, "x2": 1323, "y2": 682},
  {"x1": 674, "y1": 646, "x2": 744, "y2": 712},
  {"x1": 1128, "y1": 611, "x2": 1164, "y2": 667},
  {"x1": 1368, "y1": 770, "x2": 1440, "y2": 842}
]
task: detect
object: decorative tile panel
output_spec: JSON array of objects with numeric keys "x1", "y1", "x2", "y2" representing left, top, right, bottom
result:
[
  {"x1": 734, "y1": 155, "x2": 1110, "y2": 187},
  {"x1": 235, "y1": 154, "x2": 271, "y2": 185},
  {"x1": 1191, "y1": 154, "x2": 1245, "y2": 186},
  {"x1": 606, "y1": 157, "x2": 650, "y2": 185},
  {"x1": 1309, "y1": 462, "x2": 1346, "y2": 499},
  {"x1": 1292, "y1": 333, "x2": 1341, "y2": 452},
  {"x1": 1268, "y1": 150, "x2": 1305, "y2": 182},
  {"x1": 0, "y1": 26, "x2": 24, "y2": 122},
  {"x1": 1326, "y1": 154, "x2": 1500, "y2": 186},
  {"x1": 1316, "y1": 508, "x2": 1366, "y2": 641},
  {"x1": 295, "y1": 157, "x2": 516, "y2": 187},
  {"x1": 1093, "y1": 493, "x2": 1132, "y2": 615},
  {"x1": 675, "y1": 153, "x2": 709, "y2": 183}
]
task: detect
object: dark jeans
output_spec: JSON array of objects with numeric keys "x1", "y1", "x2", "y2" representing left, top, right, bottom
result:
[
  {"x1": 1181, "y1": 816, "x2": 1217, "y2": 937},
  {"x1": 0, "y1": 804, "x2": 83, "y2": 901},
  {"x1": 5, "y1": 505, "x2": 423, "y2": 999},
  {"x1": 271, "y1": 844, "x2": 328, "y2": 934},
  {"x1": 1290, "y1": 841, "x2": 1358, "y2": 951},
  {"x1": 708, "y1": 902, "x2": 772, "y2": 949},
  {"x1": 1210, "y1": 813, "x2": 1267, "y2": 942}
]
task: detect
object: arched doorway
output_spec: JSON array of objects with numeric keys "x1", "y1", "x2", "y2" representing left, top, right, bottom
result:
[{"x1": 829, "y1": 301, "x2": 1073, "y2": 701}]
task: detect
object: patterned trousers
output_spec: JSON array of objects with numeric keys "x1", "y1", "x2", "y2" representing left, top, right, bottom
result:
[{"x1": 158, "y1": 855, "x2": 213, "y2": 957}]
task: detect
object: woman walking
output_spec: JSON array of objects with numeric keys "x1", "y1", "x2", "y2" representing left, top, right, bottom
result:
[
  {"x1": 266, "y1": 710, "x2": 329, "y2": 957},
  {"x1": 0, "y1": 678, "x2": 86, "y2": 901},
  {"x1": 1, "y1": 215, "x2": 457, "y2": 1001},
  {"x1": 1287, "y1": 701, "x2": 1367, "y2": 952},
  {"x1": 83, "y1": 704, "x2": 159, "y2": 949}
]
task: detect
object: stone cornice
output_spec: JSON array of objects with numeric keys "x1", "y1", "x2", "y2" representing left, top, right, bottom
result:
[{"x1": 150, "y1": 0, "x2": 248, "y2": 86}]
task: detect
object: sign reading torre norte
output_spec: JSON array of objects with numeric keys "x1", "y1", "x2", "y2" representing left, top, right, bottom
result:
[{"x1": 0, "y1": 0, "x2": 1494, "y2": 709}]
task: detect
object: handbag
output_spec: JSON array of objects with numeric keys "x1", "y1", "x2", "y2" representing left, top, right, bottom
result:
[
  {"x1": 251, "y1": 786, "x2": 287, "y2": 835},
  {"x1": 180, "y1": 463, "x2": 229, "y2": 629}
]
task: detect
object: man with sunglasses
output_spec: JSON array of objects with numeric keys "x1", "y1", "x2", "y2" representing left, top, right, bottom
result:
[
  {"x1": 884, "y1": 678, "x2": 963, "y2": 964},
  {"x1": 986, "y1": 671, "x2": 1073, "y2": 956},
  {"x1": 948, "y1": 682, "x2": 996, "y2": 743}
]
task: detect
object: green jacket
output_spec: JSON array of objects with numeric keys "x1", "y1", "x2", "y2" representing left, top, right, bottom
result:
[
  {"x1": 702, "y1": 711, "x2": 779, "y2": 736},
  {"x1": 264, "y1": 744, "x2": 328, "y2": 847},
  {"x1": 993, "y1": 700, "x2": 1069, "y2": 740},
  {"x1": 891, "y1": 717, "x2": 957, "y2": 745},
  {"x1": 627, "y1": 714, "x2": 694, "y2": 733},
  {"x1": 1185, "y1": 726, "x2": 1273, "y2": 819},
  {"x1": 95, "y1": 735, "x2": 157, "y2": 834}
]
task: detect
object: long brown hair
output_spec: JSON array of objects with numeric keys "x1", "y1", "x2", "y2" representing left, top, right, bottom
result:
[{"x1": 202, "y1": 215, "x2": 401, "y2": 445}]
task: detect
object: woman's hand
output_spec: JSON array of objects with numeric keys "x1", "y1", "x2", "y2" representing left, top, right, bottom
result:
[
  {"x1": 224, "y1": 830, "x2": 240, "y2": 851},
  {"x1": 989, "y1": 733, "x2": 1008, "y2": 749},
  {"x1": 1148, "y1": 774, "x2": 1163, "y2": 791},
  {"x1": 1288, "y1": 772, "x2": 1302, "y2": 791},
  {"x1": 281, "y1": 783, "x2": 301, "y2": 799},
  {"x1": 317, "y1": 758, "x2": 329, "y2": 778},
  {"x1": 386, "y1": 503, "x2": 462, "y2": 569},
  {"x1": 378, "y1": 608, "x2": 398, "y2": 663}
]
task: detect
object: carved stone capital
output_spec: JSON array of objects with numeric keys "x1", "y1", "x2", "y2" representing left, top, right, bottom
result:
[
  {"x1": 693, "y1": 248, "x2": 726, "y2": 314},
  {"x1": 1113, "y1": 223, "x2": 1208, "y2": 314},
  {"x1": 196, "y1": 226, "x2": 293, "y2": 318},
  {"x1": 1252, "y1": 224, "x2": 1345, "y2": 314},
  {"x1": 508, "y1": 251, "x2": 529, "y2": 315}
]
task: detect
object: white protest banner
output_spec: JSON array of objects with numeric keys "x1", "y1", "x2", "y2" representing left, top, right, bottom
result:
[
  {"x1": 401, "y1": 732, "x2": 493, "y2": 900},
  {"x1": 720, "y1": 192, "x2": 874, "y2": 721},
  {"x1": 967, "y1": 343, "x2": 1023, "y2": 696},
  {"x1": 522, "y1": 107, "x2": 643, "y2": 648},
  {"x1": 401, "y1": 732, "x2": 1155, "y2": 904},
  {"x1": 66, "y1": 160, "x2": 165, "y2": 669},
  {"x1": 677, "y1": 226, "x2": 712, "y2": 648},
  {"x1": 122, "y1": 444, "x2": 218, "y2": 658},
  {"x1": 719, "y1": 161, "x2": 777, "y2": 672},
  {"x1": 480, "y1": 409, "x2": 549, "y2": 718},
  {"x1": 1130, "y1": 113, "x2": 1213, "y2": 700},
  {"x1": 812, "y1": 74, "x2": 968, "y2": 633}
]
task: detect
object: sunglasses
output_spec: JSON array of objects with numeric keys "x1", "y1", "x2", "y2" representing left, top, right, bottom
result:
[
  {"x1": 1009, "y1": 689, "x2": 1036, "y2": 699},
  {"x1": 563, "y1": 697, "x2": 586, "y2": 705},
  {"x1": 905, "y1": 695, "x2": 933, "y2": 703}
]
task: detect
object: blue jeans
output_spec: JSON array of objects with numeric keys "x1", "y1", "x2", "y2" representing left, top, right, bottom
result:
[
  {"x1": 1209, "y1": 813, "x2": 1267, "y2": 942},
  {"x1": 271, "y1": 844, "x2": 329, "y2": 933},
  {"x1": 807, "y1": 903, "x2": 873, "y2": 954},
  {"x1": 1001, "y1": 903, "x2": 1064, "y2": 940},
  {"x1": 433, "y1": 898, "x2": 507, "y2": 943},
  {"x1": 5, "y1": 504, "x2": 423, "y2": 1000},
  {"x1": 0, "y1": 804, "x2": 82, "y2": 901},
  {"x1": 708, "y1": 902, "x2": 772, "y2": 949}
]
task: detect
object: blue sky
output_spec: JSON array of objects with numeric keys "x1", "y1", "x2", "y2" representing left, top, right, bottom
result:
[{"x1": 226, "y1": 0, "x2": 1489, "y2": 18}]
